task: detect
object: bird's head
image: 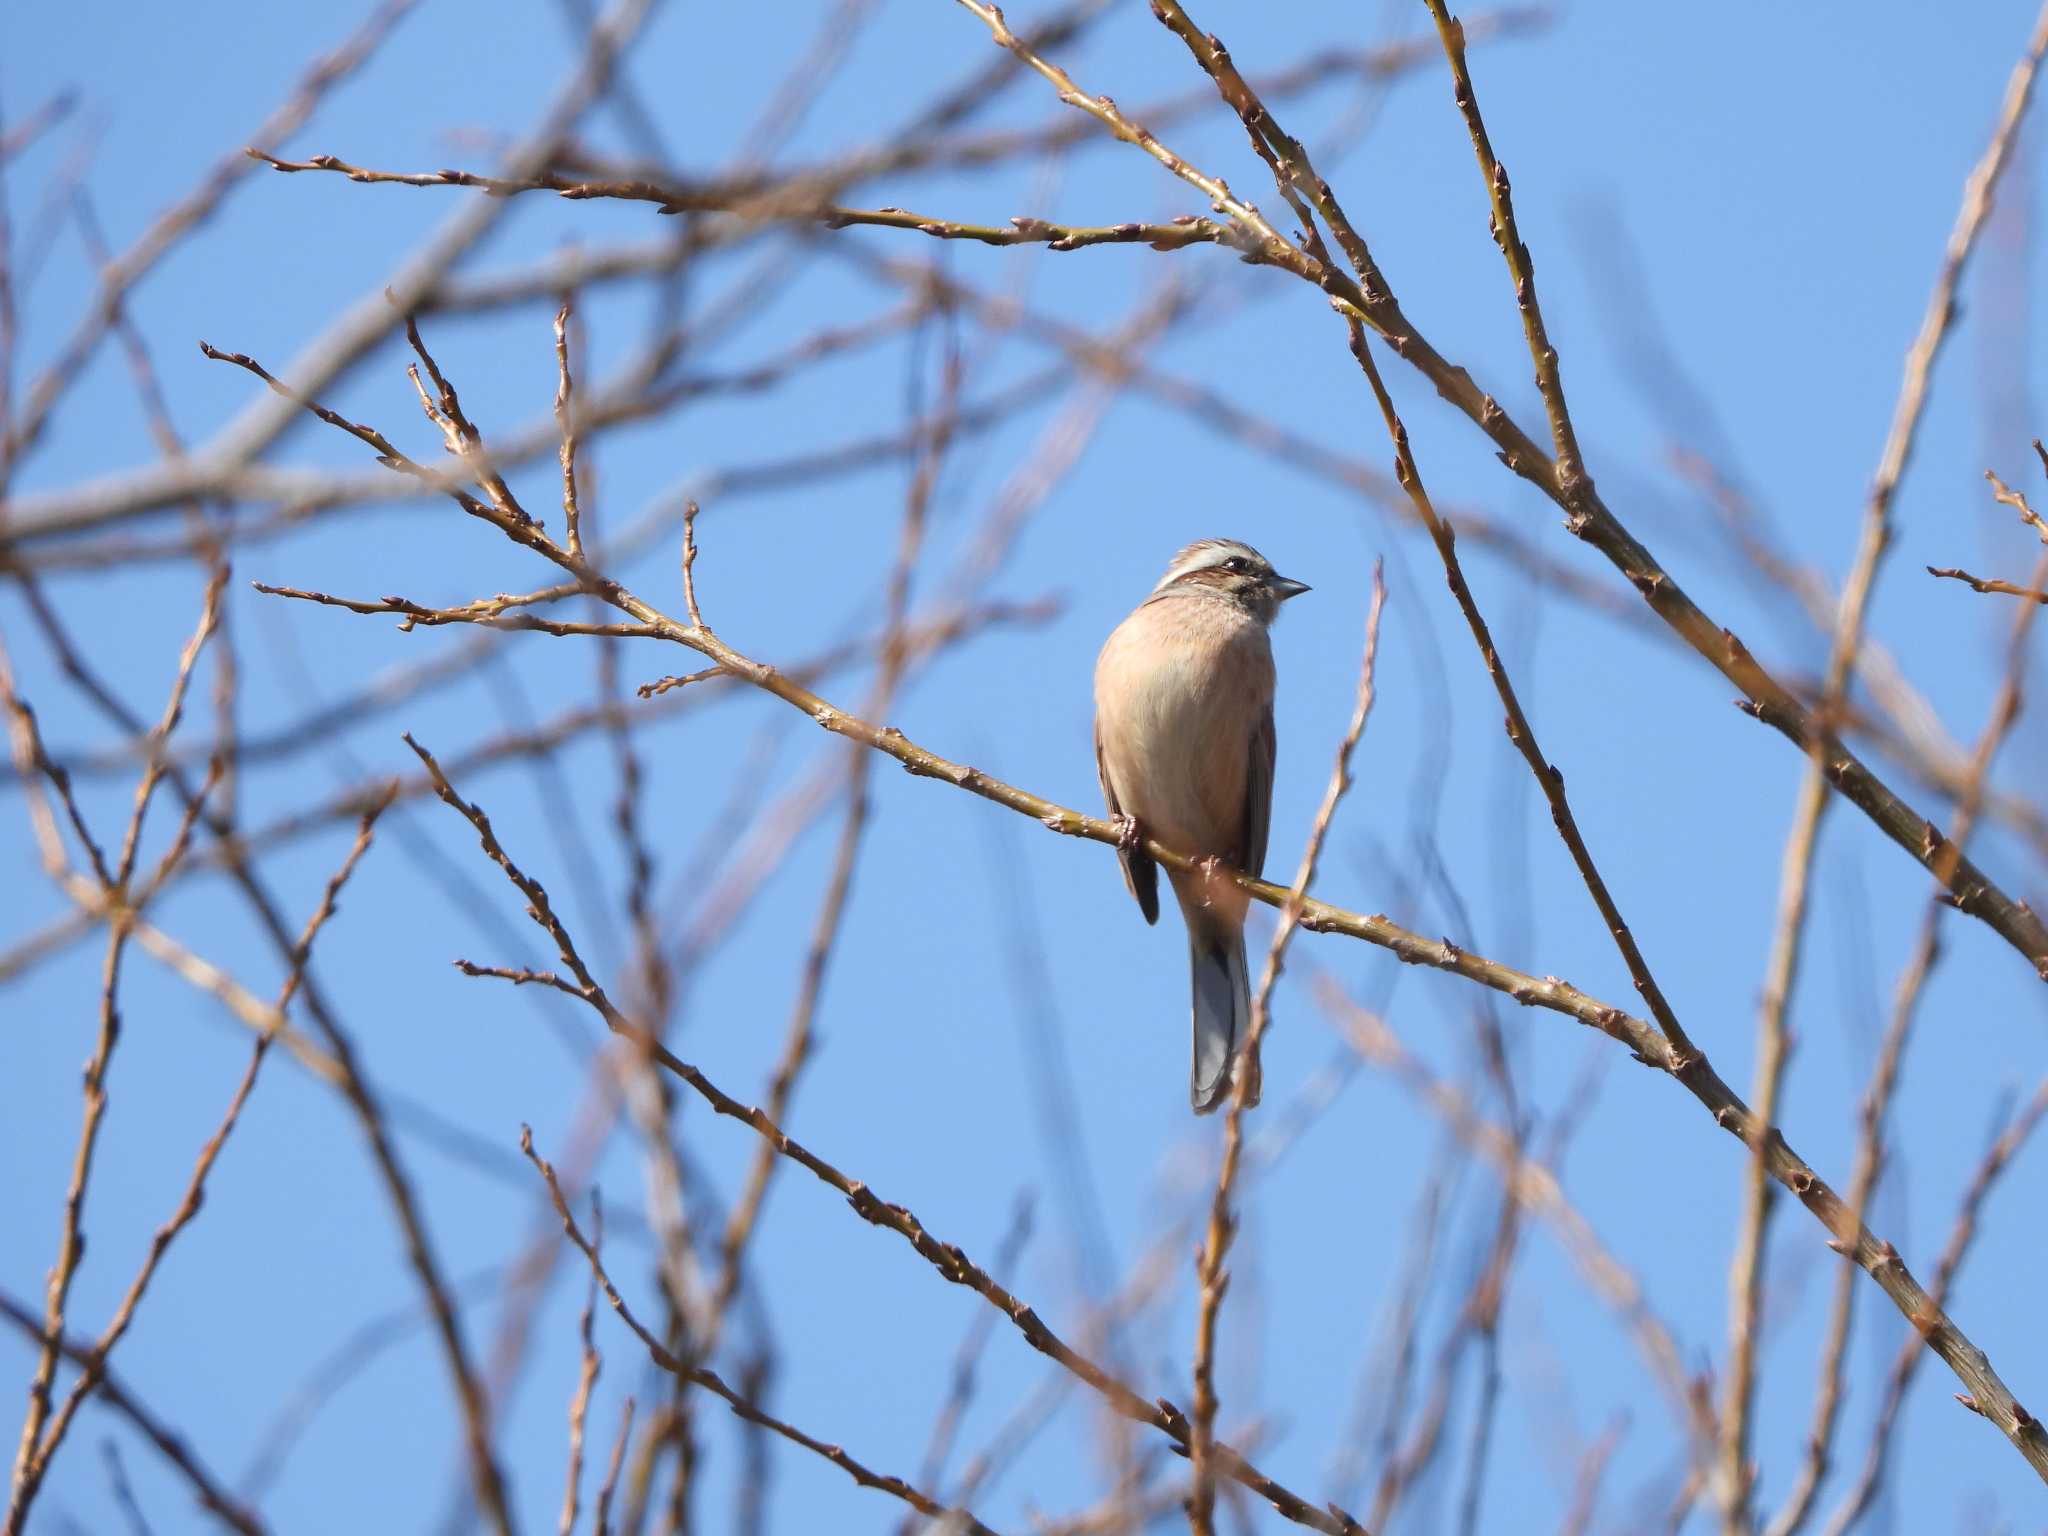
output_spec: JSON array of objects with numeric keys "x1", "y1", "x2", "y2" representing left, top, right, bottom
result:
[{"x1": 1151, "y1": 538, "x2": 1311, "y2": 624}]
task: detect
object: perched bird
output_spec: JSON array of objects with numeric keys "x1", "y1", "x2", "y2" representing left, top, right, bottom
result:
[{"x1": 1093, "y1": 538, "x2": 1310, "y2": 1112}]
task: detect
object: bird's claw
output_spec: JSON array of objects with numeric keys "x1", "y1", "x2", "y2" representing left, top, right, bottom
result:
[{"x1": 1114, "y1": 813, "x2": 1145, "y2": 854}]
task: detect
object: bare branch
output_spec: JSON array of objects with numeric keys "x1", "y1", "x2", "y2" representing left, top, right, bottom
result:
[
  {"x1": 15, "y1": 793, "x2": 392, "y2": 1507},
  {"x1": 0, "y1": 1294, "x2": 266, "y2": 1536},
  {"x1": 1927, "y1": 564, "x2": 2048, "y2": 602},
  {"x1": 1189, "y1": 563, "x2": 1387, "y2": 1531},
  {"x1": 522, "y1": 1130, "x2": 1007, "y2": 1535}
]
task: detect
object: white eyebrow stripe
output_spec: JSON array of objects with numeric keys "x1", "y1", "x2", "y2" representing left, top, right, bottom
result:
[{"x1": 1153, "y1": 539, "x2": 1262, "y2": 591}]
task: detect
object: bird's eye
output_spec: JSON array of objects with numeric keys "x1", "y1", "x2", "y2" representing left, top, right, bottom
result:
[{"x1": 1221, "y1": 556, "x2": 1247, "y2": 573}]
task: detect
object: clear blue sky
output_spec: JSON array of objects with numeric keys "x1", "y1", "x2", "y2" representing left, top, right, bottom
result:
[{"x1": 4, "y1": 2, "x2": 2046, "y2": 1532}]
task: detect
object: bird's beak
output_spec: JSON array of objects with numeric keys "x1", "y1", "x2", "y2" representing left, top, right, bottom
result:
[{"x1": 1271, "y1": 575, "x2": 1312, "y2": 601}]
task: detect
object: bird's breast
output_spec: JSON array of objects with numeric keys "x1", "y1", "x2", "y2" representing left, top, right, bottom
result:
[{"x1": 1093, "y1": 600, "x2": 1273, "y2": 855}]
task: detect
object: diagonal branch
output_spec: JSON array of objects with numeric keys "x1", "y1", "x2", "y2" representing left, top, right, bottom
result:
[
  {"x1": 520, "y1": 1130, "x2": 1000, "y2": 1534},
  {"x1": 1418, "y1": 1, "x2": 1586, "y2": 481}
]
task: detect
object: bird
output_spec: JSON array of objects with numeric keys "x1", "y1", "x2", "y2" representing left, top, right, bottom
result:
[{"x1": 1093, "y1": 538, "x2": 1310, "y2": 1112}]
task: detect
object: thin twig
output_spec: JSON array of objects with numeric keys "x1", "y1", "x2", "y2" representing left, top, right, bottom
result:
[
  {"x1": 521, "y1": 1131, "x2": 1008, "y2": 1535},
  {"x1": 0, "y1": 0, "x2": 421, "y2": 481},
  {"x1": 8, "y1": 578, "x2": 223, "y2": 1534},
  {"x1": 247, "y1": 150, "x2": 1248, "y2": 253},
  {"x1": 1188, "y1": 564, "x2": 1387, "y2": 1531},
  {"x1": 1926, "y1": 564, "x2": 2048, "y2": 602},
  {"x1": 0, "y1": 1294, "x2": 266, "y2": 1536},
  {"x1": 1992, "y1": 452, "x2": 2048, "y2": 543},
  {"x1": 252, "y1": 580, "x2": 652, "y2": 636},
  {"x1": 1316, "y1": 976, "x2": 1712, "y2": 1458},
  {"x1": 554, "y1": 298, "x2": 584, "y2": 558},
  {"x1": 1418, "y1": 1, "x2": 1586, "y2": 483},
  {"x1": 1557, "y1": 1416, "x2": 1627, "y2": 1536},
  {"x1": 17, "y1": 792, "x2": 393, "y2": 1502}
]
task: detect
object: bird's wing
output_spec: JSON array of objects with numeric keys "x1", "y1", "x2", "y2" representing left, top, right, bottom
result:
[
  {"x1": 1243, "y1": 702, "x2": 1275, "y2": 879},
  {"x1": 1096, "y1": 724, "x2": 1159, "y2": 924}
]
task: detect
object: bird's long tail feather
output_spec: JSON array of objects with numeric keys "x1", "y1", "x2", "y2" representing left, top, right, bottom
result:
[{"x1": 1188, "y1": 922, "x2": 1254, "y2": 1113}]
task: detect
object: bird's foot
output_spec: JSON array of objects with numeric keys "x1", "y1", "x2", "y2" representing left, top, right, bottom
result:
[
  {"x1": 1197, "y1": 854, "x2": 1227, "y2": 907},
  {"x1": 1114, "y1": 813, "x2": 1146, "y2": 854}
]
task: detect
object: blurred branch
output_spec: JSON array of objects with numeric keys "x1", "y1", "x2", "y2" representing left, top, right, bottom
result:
[
  {"x1": 0, "y1": 90, "x2": 77, "y2": 167},
  {"x1": 1316, "y1": 977, "x2": 1713, "y2": 1462},
  {"x1": 1556, "y1": 1415, "x2": 1626, "y2": 1536},
  {"x1": 1729, "y1": 16, "x2": 2048, "y2": 1516},
  {"x1": 0, "y1": 0, "x2": 420, "y2": 486},
  {"x1": 0, "y1": 1295, "x2": 266, "y2": 1536},
  {"x1": 594, "y1": 1397, "x2": 635, "y2": 1536},
  {"x1": 702, "y1": 323, "x2": 961, "y2": 1357},
  {"x1": 0, "y1": 0, "x2": 659, "y2": 542},
  {"x1": 6, "y1": 550, "x2": 525, "y2": 1534},
  {"x1": 560, "y1": 8, "x2": 1545, "y2": 200},
  {"x1": 4, "y1": 575, "x2": 521, "y2": 1533}
]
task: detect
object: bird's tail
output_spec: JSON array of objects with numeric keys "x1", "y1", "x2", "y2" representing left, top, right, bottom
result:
[{"x1": 1188, "y1": 919, "x2": 1256, "y2": 1114}]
